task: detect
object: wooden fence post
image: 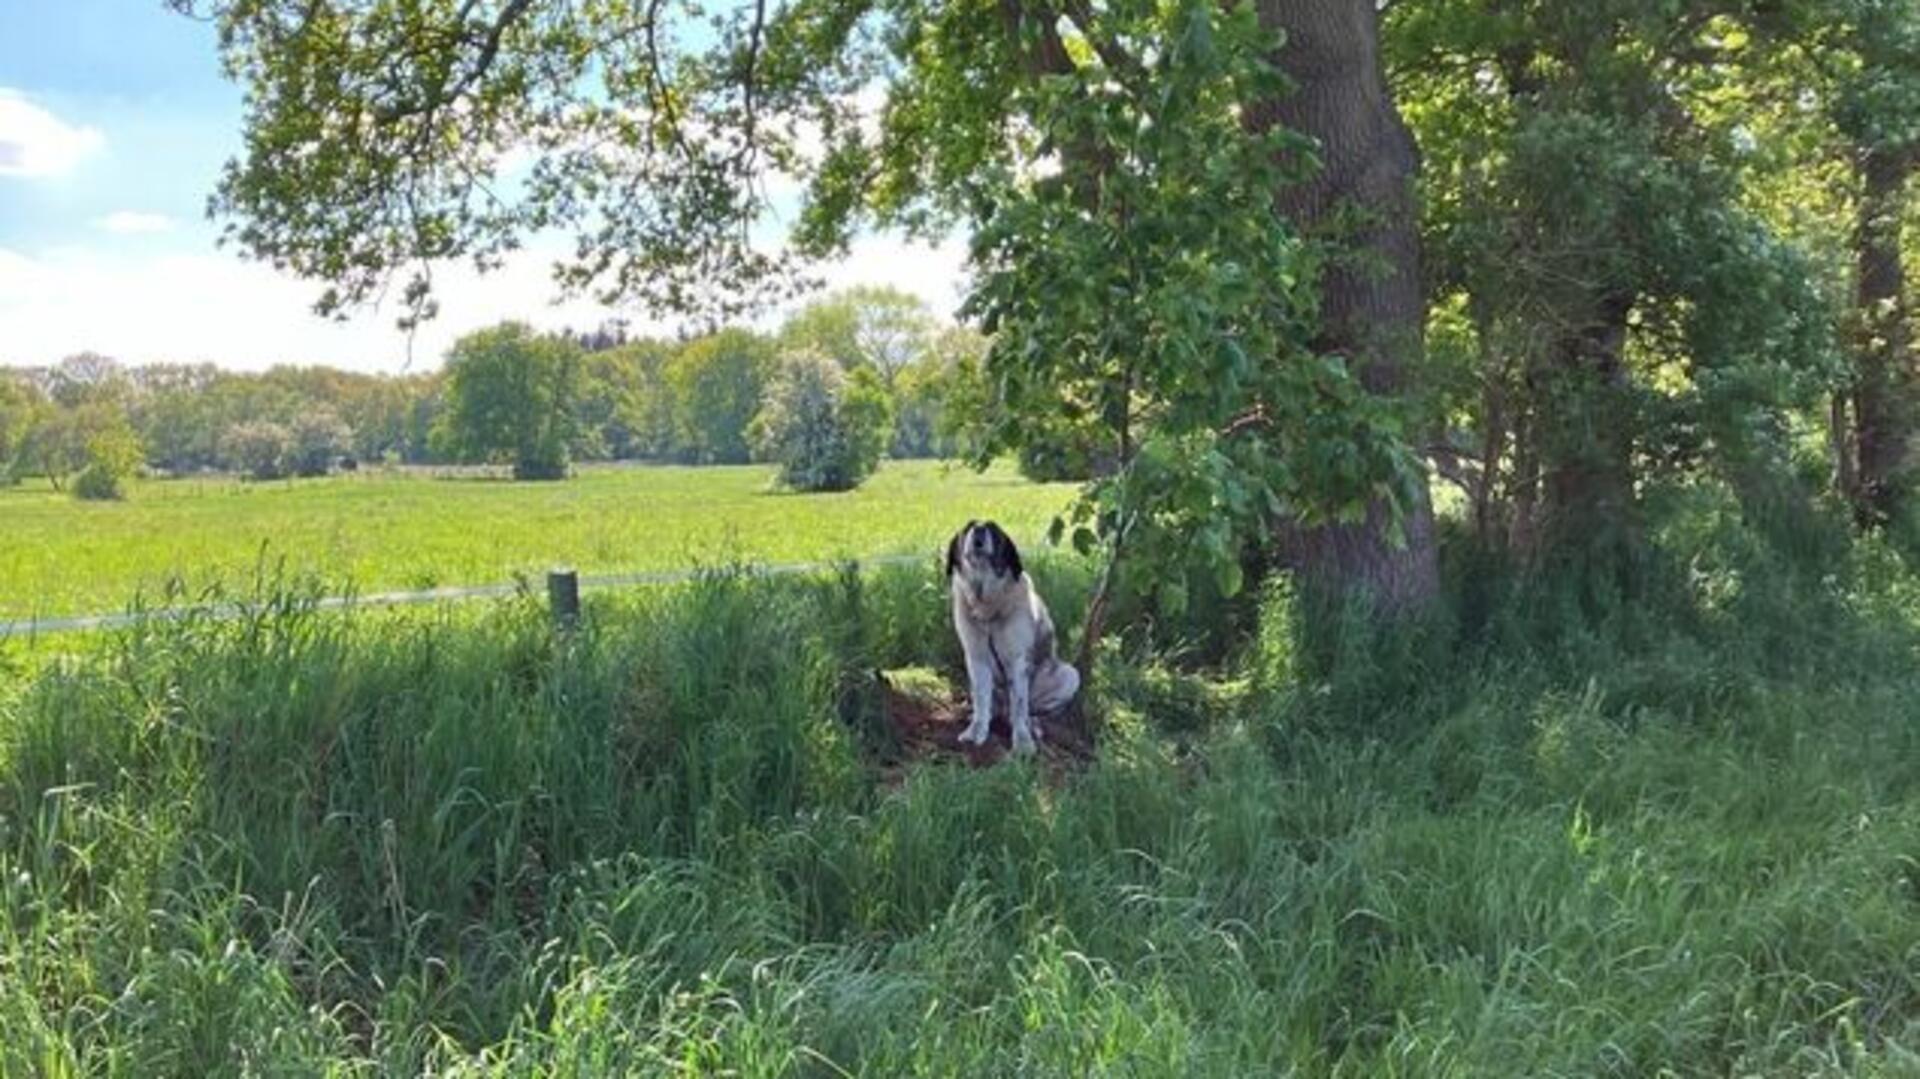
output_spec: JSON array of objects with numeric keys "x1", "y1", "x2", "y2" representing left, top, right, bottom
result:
[{"x1": 548, "y1": 568, "x2": 580, "y2": 629}]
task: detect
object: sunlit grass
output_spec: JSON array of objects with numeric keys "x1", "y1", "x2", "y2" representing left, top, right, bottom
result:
[{"x1": 0, "y1": 459, "x2": 1074, "y2": 619}]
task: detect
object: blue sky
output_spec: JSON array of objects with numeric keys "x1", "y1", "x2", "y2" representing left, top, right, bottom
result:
[{"x1": 0, "y1": 1, "x2": 962, "y2": 373}]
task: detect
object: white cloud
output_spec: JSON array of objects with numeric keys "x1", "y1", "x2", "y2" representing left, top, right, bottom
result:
[
  {"x1": 0, "y1": 231, "x2": 971, "y2": 373},
  {"x1": 810, "y1": 233, "x2": 970, "y2": 320},
  {"x1": 92, "y1": 211, "x2": 178, "y2": 235},
  {"x1": 0, "y1": 89, "x2": 105, "y2": 179}
]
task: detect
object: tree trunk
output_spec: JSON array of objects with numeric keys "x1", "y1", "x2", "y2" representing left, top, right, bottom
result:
[
  {"x1": 1850, "y1": 146, "x2": 1914, "y2": 526},
  {"x1": 1831, "y1": 391, "x2": 1858, "y2": 506},
  {"x1": 1540, "y1": 291, "x2": 1638, "y2": 554},
  {"x1": 1255, "y1": 0, "x2": 1440, "y2": 612}
]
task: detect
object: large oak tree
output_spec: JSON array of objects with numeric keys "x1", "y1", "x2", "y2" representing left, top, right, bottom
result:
[{"x1": 176, "y1": 0, "x2": 1441, "y2": 612}]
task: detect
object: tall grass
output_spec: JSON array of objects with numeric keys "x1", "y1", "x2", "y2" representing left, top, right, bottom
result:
[{"x1": 6, "y1": 489, "x2": 1920, "y2": 1073}]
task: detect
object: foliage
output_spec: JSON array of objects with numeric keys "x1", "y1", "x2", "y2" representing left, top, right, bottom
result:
[
  {"x1": 436, "y1": 322, "x2": 582, "y2": 480},
  {"x1": 957, "y1": 0, "x2": 1414, "y2": 614},
  {"x1": 666, "y1": 330, "x2": 775, "y2": 465},
  {"x1": 221, "y1": 419, "x2": 294, "y2": 480},
  {"x1": 69, "y1": 411, "x2": 144, "y2": 502},
  {"x1": 43, "y1": 351, "x2": 130, "y2": 409},
  {"x1": 780, "y1": 286, "x2": 936, "y2": 391},
  {"x1": 573, "y1": 341, "x2": 675, "y2": 461},
  {"x1": 0, "y1": 373, "x2": 45, "y2": 484},
  {"x1": 1390, "y1": 0, "x2": 1844, "y2": 559},
  {"x1": 13, "y1": 402, "x2": 135, "y2": 493},
  {"x1": 288, "y1": 408, "x2": 354, "y2": 477},
  {"x1": 751, "y1": 349, "x2": 893, "y2": 491},
  {"x1": 784, "y1": 287, "x2": 966, "y2": 458}
]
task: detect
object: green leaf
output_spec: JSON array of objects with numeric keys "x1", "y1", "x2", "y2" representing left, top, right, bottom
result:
[
  {"x1": 1216, "y1": 558, "x2": 1244, "y2": 598},
  {"x1": 1160, "y1": 580, "x2": 1189, "y2": 616}
]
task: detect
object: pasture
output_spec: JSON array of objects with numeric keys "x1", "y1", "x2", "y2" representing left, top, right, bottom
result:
[{"x1": 0, "y1": 460, "x2": 1073, "y2": 621}]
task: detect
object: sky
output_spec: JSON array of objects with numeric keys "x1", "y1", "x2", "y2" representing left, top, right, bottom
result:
[{"x1": 0, "y1": 1, "x2": 967, "y2": 375}]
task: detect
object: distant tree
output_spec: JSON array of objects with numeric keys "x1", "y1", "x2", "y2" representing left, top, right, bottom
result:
[
  {"x1": 436, "y1": 322, "x2": 582, "y2": 480},
  {"x1": 626, "y1": 343, "x2": 681, "y2": 459},
  {"x1": 666, "y1": 329, "x2": 774, "y2": 464},
  {"x1": 17, "y1": 411, "x2": 85, "y2": 492},
  {"x1": 48, "y1": 352, "x2": 129, "y2": 409},
  {"x1": 751, "y1": 350, "x2": 893, "y2": 491},
  {"x1": 0, "y1": 374, "x2": 43, "y2": 484},
  {"x1": 402, "y1": 382, "x2": 444, "y2": 464},
  {"x1": 18, "y1": 403, "x2": 140, "y2": 494},
  {"x1": 568, "y1": 319, "x2": 632, "y2": 353},
  {"x1": 129, "y1": 363, "x2": 224, "y2": 472},
  {"x1": 222, "y1": 420, "x2": 294, "y2": 480},
  {"x1": 893, "y1": 326, "x2": 986, "y2": 459},
  {"x1": 71, "y1": 411, "x2": 143, "y2": 501},
  {"x1": 573, "y1": 342, "x2": 671, "y2": 460},
  {"x1": 780, "y1": 287, "x2": 935, "y2": 392},
  {"x1": 289, "y1": 408, "x2": 355, "y2": 476}
]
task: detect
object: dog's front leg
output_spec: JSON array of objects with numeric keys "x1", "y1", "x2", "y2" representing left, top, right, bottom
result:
[
  {"x1": 1008, "y1": 659, "x2": 1036, "y2": 755},
  {"x1": 959, "y1": 650, "x2": 995, "y2": 745}
]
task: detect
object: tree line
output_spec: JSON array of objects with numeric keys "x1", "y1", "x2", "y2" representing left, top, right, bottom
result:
[{"x1": 0, "y1": 287, "x2": 1001, "y2": 495}]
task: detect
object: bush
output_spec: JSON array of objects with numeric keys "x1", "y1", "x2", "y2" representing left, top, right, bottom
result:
[
  {"x1": 70, "y1": 412, "x2": 143, "y2": 501},
  {"x1": 751, "y1": 350, "x2": 892, "y2": 491},
  {"x1": 72, "y1": 462, "x2": 125, "y2": 500},
  {"x1": 289, "y1": 409, "x2": 354, "y2": 477},
  {"x1": 222, "y1": 420, "x2": 294, "y2": 480}
]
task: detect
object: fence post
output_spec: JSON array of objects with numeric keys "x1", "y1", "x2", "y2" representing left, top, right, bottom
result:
[{"x1": 547, "y1": 567, "x2": 580, "y2": 630}]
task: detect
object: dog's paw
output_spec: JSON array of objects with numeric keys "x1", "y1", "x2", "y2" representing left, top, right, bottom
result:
[
  {"x1": 958, "y1": 721, "x2": 991, "y2": 746},
  {"x1": 1010, "y1": 728, "x2": 1037, "y2": 755}
]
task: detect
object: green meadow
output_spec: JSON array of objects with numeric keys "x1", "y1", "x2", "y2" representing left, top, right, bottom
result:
[
  {"x1": 6, "y1": 491, "x2": 1920, "y2": 1072},
  {"x1": 0, "y1": 460, "x2": 1073, "y2": 620}
]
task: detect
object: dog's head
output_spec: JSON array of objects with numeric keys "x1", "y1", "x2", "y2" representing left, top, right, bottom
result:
[{"x1": 946, "y1": 519, "x2": 1023, "y2": 586}]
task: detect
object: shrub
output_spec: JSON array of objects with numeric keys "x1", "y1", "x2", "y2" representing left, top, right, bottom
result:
[
  {"x1": 70, "y1": 412, "x2": 143, "y2": 501},
  {"x1": 72, "y1": 463, "x2": 124, "y2": 500},
  {"x1": 222, "y1": 420, "x2": 294, "y2": 480},
  {"x1": 751, "y1": 350, "x2": 893, "y2": 491},
  {"x1": 289, "y1": 409, "x2": 354, "y2": 477}
]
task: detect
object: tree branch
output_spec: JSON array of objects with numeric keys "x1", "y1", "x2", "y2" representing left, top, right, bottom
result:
[{"x1": 373, "y1": 0, "x2": 537, "y2": 125}]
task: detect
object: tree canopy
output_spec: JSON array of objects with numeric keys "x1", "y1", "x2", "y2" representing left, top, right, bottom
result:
[{"x1": 435, "y1": 322, "x2": 584, "y2": 480}]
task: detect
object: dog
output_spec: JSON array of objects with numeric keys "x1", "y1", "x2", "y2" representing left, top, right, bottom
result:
[{"x1": 946, "y1": 520, "x2": 1081, "y2": 754}]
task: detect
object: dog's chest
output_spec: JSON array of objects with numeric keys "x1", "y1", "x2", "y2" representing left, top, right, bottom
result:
[
  {"x1": 954, "y1": 577, "x2": 1020, "y2": 627},
  {"x1": 955, "y1": 583, "x2": 1034, "y2": 660}
]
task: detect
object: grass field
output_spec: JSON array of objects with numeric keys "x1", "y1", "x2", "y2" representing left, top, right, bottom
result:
[
  {"x1": 0, "y1": 460, "x2": 1073, "y2": 621},
  {"x1": 6, "y1": 486, "x2": 1920, "y2": 1072}
]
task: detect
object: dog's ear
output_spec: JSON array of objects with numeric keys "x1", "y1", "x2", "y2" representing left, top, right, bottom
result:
[
  {"x1": 946, "y1": 522, "x2": 971, "y2": 578},
  {"x1": 987, "y1": 521, "x2": 1022, "y2": 579}
]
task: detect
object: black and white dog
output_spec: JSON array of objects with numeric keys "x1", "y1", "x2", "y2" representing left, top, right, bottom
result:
[{"x1": 946, "y1": 520, "x2": 1081, "y2": 753}]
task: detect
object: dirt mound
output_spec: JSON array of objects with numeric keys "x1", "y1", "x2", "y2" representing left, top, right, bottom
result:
[{"x1": 876, "y1": 668, "x2": 1094, "y2": 780}]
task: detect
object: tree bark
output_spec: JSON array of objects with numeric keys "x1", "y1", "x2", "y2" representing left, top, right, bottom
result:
[
  {"x1": 1255, "y1": 0, "x2": 1439, "y2": 612},
  {"x1": 1540, "y1": 291, "x2": 1638, "y2": 553},
  {"x1": 1831, "y1": 391, "x2": 1857, "y2": 507},
  {"x1": 1850, "y1": 146, "x2": 1914, "y2": 526}
]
